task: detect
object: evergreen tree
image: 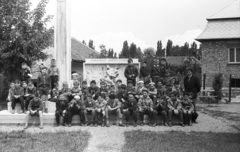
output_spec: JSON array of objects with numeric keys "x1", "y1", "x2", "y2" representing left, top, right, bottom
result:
[
  {"x1": 156, "y1": 40, "x2": 165, "y2": 57},
  {"x1": 166, "y1": 40, "x2": 173, "y2": 56},
  {"x1": 114, "y1": 52, "x2": 117, "y2": 58},
  {"x1": 88, "y1": 40, "x2": 95, "y2": 50},
  {"x1": 119, "y1": 41, "x2": 129, "y2": 58},
  {"x1": 82, "y1": 40, "x2": 86, "y2": 45},
  {"x1": 129, "y1": 43, "x2": 137, "y2": 58}
]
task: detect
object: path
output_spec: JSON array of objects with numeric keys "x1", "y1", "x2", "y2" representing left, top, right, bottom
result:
[{"x1": 0, "y1": 112, "x2": 239, "y2": 152}]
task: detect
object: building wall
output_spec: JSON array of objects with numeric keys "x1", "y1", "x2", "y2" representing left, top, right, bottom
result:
[{"x1": 201, "y1": 40, "x2": 240, "y2": 88}]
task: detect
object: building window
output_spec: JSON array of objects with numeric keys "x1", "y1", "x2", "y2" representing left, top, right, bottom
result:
[
  {"x1": 229, "y1": 48, "x2": 240, "y2": 63},
  {"x1": 231, "y1": 78, "x2": 240, "y2": 88}
]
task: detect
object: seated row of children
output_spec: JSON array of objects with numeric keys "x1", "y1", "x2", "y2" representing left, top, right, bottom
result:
[{"x1": 50, "y1": 78, "x2": 198, "y2": 128}]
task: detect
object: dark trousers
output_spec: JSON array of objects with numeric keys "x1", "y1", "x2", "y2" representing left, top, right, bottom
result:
[
  {"x1": 67, "y1": 109, "x2": 85, "y2": 124},
  {"x1": 95, "y1": 110, "x2": 105, "y2": 123},
  {"x1": 25, "y1": 96, "x2": 34, "y2": 111},
  {"x1": 151, "y1": 76, "x2": 162, "y2": 85},
  {"x1": 50, "y1": 75, "x2": 59, "y2": 90},
  {"x1": 159, "y1": 110, "x2": 168, "y2": 123},
  {"x1": 192, "y1": 112, "x2": 198, "y2": 122},
  {"x1": 139, "y1": 109, "x2": 157, "y2": 123},
  {"x1": 168, "y1": 109, "x2": 183, "y2": 123},
  {"x1": 123, "y1": 110, "x2": 138, "y2": 123},
  {"x1": 84, "y1": 109, "x2": 97, "y2": 123},
  {"x1": 183, "y1": 112, "x2": 192, "y2": 125},
  {"x1": 55, "y1": 110, "x2": 68, "y2": 125},
  {"x1": 12, "y1": 96, "x2": 24, "y2": 110}
]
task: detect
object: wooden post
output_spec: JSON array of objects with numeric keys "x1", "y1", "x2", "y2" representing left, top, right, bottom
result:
[
  {"x1": 55, "y1": 0, "x2": 71, "y2": 88},
  {"x1": 228, "y1": 74, "x2": 232, "y2": 103},
  {"x1": 203, "y1": 73, "x2": 206, "y2": 96}
]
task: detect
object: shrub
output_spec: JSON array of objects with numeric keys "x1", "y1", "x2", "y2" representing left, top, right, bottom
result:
[{"x1": 212, "y1": 73, "x2": 223, "y2": 103}]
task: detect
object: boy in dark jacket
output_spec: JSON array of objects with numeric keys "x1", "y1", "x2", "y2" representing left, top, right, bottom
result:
[
  {"x1": 122, "y1": 92, "x2": 138, "y2": 127},
  {"x1": 55, "y1": 94, "x2": 69, "y2": 126},
  {"x1": 11, "y1": 80, "x2": 24, "y2": 114},
  {"x1": 124, "y1": 58, "x2": 138, "y2": 86},
  {"x1": 24, "y1": 94, "x2": 43, "y2": 129},
  {"x1": 24, "y1": 82, "x2": 37, "y2": 113},
  {"x1": 86, "y1": 80, "x2": 100, "y2": 100},
  {"x1": 38, "y1": 67, "x2": 51, "y2": 113}
]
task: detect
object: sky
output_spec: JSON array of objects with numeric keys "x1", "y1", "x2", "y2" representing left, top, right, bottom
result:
[{"x1": 31, "y1": 0, "x2": 235, "y2": 53}]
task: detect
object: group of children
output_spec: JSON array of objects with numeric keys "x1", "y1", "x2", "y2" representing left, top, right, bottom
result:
[{"x1": 7, "y1": 58, "x2": 198, "y2": 129}]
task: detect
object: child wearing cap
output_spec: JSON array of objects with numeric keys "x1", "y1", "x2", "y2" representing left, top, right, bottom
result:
[
  {"x1": 148, "y1": 82, "x2": 157, "y2": 102},
  {"x1": 38, "y1": 66, "x2": 51, "y2": 113},
  {"x1": 86, "y1": 80, "x2": 100, "y2": 100},
  {"x1": 124, "y1": 58, "x2": 139, "y2": 86},
  {"x1": 95, "y1": 94, "x2": 107, "y2": 127},
  {"x1": 135, "y1": 80, "x2": 146, "y2": 100},
  {"x1": 24, "y1": 93, "x2": 43, "y2": 129},
  {"x1": 116, "y1": 79, "x2": 122, "y2": 93},
  {"x1": 167, "y1": 91, "x2": 184, "y2": 127},
  {"x1": 182, "y1": 93, "x2": 194, "y2": 126},
  {"x1": 105, "y1": 94, "x2": 124, "y2": 127},
  {"x1": 70, "y1": 72, "x2": 80, "y2": 89},
  {"x1": 126, "y1": 80, "x2": 135, "y2": 93}
]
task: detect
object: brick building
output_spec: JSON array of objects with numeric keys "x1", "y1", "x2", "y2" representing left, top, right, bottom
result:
[{"x1": 196, "y1": 1, "x2": 240, "y2": 88}]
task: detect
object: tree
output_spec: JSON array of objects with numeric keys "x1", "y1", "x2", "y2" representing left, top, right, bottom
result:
[
  {"x1": 99, "y1": 44, "x2": 107, "y2": 58},
  {"x1": 119, "y1": 41, "x2": 129, "y2": 58},
  {"x1": 114, "y1": 52, "x2": 117, "y2": 58},
  {"x1": 166, "y1": 39, "x2": 173, "y2": 56},
  {"x1": 156, "y1": 40, "x2": 165, "y2": 57},
  {"x1": 129, "y1": 43, "x2": 137, "y2": 58},
  {"x1": 82, "y1": 40, "x2": 86, "y2": 45},
  {"x1": 0, "y1": 0, "x2": 54, "y2": 80},
  {"x1": 88, "y1": 39, "x2": 95, "y2": 50}
]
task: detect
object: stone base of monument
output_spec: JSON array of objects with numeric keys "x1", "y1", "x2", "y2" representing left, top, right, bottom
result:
[{"x1": 0, "y1": 102, "x2": 180, "y2": 126}]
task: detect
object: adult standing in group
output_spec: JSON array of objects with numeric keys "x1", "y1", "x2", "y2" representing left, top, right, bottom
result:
[
  {"x1": 124, "y1": 58, "x2": 138, "y2": 86},
  {"x1": 183, "y1": 68, "x2": 201, "y2": 122}
]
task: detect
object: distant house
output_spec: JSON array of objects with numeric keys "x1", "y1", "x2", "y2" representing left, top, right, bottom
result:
[
  {"x1": 40, "y1": 37, "x2": 99, "y2": 76},
  {"x1": 196, "y1": 1, "x2": 240, "y2": 88}
]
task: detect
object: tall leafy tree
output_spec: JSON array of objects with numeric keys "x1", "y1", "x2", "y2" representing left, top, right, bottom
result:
[
  {"x1": 88, "y1": 39, "x2": 95, "y2": 50},
  {"x1": 166, "y1": 39, "x2": 173, "y2": 56},
  {"x1": 119, "y1": 40, "x2": 129, "y2": 58},
  {"x1": 0, "y1": 0, "x2": 54, "y2": 80}
]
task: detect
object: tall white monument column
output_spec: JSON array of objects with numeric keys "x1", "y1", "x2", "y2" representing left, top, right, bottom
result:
[{"x1": 54, "y1": 0, "x2": 71, "y2": 87}]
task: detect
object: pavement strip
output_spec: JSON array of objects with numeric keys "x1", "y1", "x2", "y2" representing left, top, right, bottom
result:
[{"x1": 0, "y1": 112, "x2": 239, "y2": 152}]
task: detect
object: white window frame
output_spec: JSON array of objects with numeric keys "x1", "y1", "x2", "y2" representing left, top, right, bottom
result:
[{"x1": 228, "y1": 48, "x2": 240, "y2": 64}]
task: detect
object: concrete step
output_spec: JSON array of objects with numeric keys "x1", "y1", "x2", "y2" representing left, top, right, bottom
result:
[
  {"x1": 7, "y1": 101, "x2": 56, "y2": 113},
  {"x1": 0, "y1": 110, "x2": 180, "y2": 126}
]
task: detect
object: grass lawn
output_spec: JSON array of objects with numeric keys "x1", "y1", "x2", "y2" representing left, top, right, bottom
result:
[
  {"x1": 122, "y1": 130, "x2": 240, "y2": 152},
  {"x1": 0, "y1": 131, "x2": 90, "y2": 152}
]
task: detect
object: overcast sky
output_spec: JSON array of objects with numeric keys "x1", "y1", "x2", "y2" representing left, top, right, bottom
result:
[{"x1": 31, "y1": 0, "x2": 235, "y2": 53}]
